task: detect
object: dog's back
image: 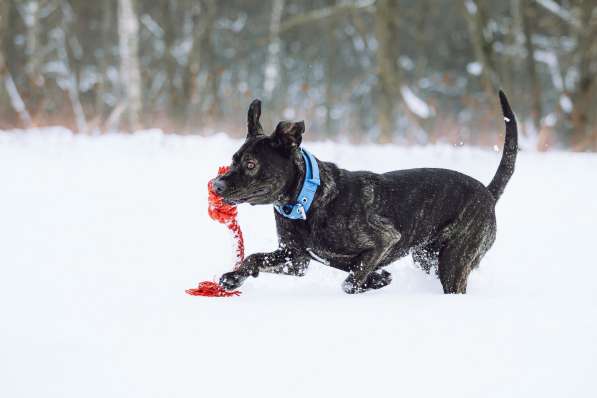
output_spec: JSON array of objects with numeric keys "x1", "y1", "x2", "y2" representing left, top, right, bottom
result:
[{"x1": 378, "y1": 168, "x2": 495, "y2": 248}]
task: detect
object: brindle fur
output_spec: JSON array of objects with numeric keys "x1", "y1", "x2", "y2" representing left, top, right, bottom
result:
[{"x1": 214, "y1": 91, "x2": 517, "y2": 294}]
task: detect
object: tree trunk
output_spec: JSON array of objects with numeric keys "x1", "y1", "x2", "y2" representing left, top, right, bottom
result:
[
  {"x1": 374, "y1": 0, "x2": 399, "y2": 143},
  {"x1": 3, "y1": 0, "x2": 34, "y2": 127},
  {"x1": 520, "y1": 0, "x2": 542, "y2": 133},
  {"x1": 25, "y1": 0, "x2": 45, "y2": 88},
  {"x1": 118, "y1": 0, "x2": 142, "y2": 131},
  {"x1": 0, "y1": 0, "x2": 8, "y2": 83},
  {"x1": 263, "y1": 0, "x2": 285, "y2": 101},
  {"x1": 195, "y1": 1, "x2": 220, "y2": 125},
  {"x1": 1, "y1": 0, "x2": 32, "y2": 127},
  {"x1": 161, "y1": 1, "x2": 183, "y2": 123},
  {"x1": 96, "y1": 0, "x2": 113, "y2": 121},
  {"x1": 58, "y1": 0, "x2": 87, "y2": 133},
  {"x1": 185, "y1": 0, "x2": 216, "y2": 129},
  {"x1": 324, "y1": 2, "x2": 337, "y2": 137},
  {"x1": 569, "y1": 0, "x2": 597, "y2": 150},
  {"x1": 462, "y1": 0, "x2": 498, "y2": 97}
]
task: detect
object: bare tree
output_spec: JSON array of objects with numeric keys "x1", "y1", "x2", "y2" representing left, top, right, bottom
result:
[
  {"x1": 278, "y1": 0, "x2": 374, "y2": 34},
  {"x1": 24, "y1": 0, "x2": 45, "y2": 88},
  {"x1": 324, "y1": 4, "x2": 338, "y2": 136},
  {"x1": 462, "y1": 0, "x2": 499, "y2": 96},
  {"x1": 1, "y1": 0, "x2": 33, "y2": 128},
  {"x1": 118, "y1": 0, "x2": 142, "y2": 131},
  {"x1": 374, "y1": 0, "x2": 399, "y2": 143},
  {"x1": 57, "y1": 0, "x2": 87, "y2": 133},
  {"x1": 96, "y1": 0, "x2": 113, "y2": 120},
  {"x1": 264, "y1": 0, "x2": 285, "y2": 101},
  {"x1": 184, "y1": 0, "x2": 216, "y2": 128},
  {"x1": 0, "y1": 0, "x2": 10, "y2": 97},
  {"x1": 568, "y1": 0, "x2": 597, "y2": 150},
  {"x1": 520, "y1": 0, "x2": 542, "y2": 133}
]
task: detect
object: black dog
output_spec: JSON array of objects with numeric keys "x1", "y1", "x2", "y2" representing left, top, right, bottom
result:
[{"x1": 214, "y1": 91, "x2": 517, "y2": 294}]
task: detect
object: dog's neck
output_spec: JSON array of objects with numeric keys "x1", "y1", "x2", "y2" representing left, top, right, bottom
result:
[
  {"x1": 275, "y1": 148, "x2": 337, "y2": 217},
  {"x1": 276, "y1": 148, "x2": 306, "y2": 205}
]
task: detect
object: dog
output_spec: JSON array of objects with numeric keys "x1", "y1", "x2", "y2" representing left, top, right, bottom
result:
[{"x1": 214, "y1": 91, "x2": 517, "y2": 294}]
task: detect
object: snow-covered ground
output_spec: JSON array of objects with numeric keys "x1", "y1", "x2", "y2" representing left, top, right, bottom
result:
[{"x1": 1, "y1": 128, "x2": 596, "y2": 398}]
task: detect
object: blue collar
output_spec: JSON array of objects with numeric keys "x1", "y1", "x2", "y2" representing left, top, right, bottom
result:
[{"x1": 274, "y1": 148, "x2": 320, "y2": 220}]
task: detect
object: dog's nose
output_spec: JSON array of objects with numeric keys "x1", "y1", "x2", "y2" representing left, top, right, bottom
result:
[{"x1": 212, "y1": 177, "x2": 227, "y2": 195}]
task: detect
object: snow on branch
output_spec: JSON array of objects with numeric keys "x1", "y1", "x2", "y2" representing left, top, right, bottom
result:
[
  {"x1": 464, "y1": 0, "x2": 477, "y2": 16},
  {"x1": 534, "y1": 49, "x2": 564, "y2": 92},
  {"x1": 140, "y1": 14, "x2": 164, "y2": 39},
  {"x1": 534, "y1": 0, "x2": 581, "y2": 30},
  {"x1": 279, "y1": 0, "x2": 375, "y2": 34},
  {"x1": 400, "y1": 86, "x2": 434, "y2": 119},
  {"x1": 4, "y1": 74, "x2": 33, "y2": 128}
]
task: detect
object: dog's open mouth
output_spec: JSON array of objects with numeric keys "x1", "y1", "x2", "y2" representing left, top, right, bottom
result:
[{"x1": 222, "y1": 187, "x2": 270, "y2": 205}]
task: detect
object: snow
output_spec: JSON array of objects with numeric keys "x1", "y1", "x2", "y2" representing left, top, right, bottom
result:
[
  {"x1": 139, "y1": 14, "x2": 164, "y2": 39},
  {"x1": 543, "y1": 112, "x2": 558, "y2": 127},
  {"x1": 534, "y1": 0, "x2": 581, "y2": 29},
  {"x1": 1, "y1": 128, "x2": 596, "y2": 398},
  {"x1": 466, "y1": 61, "x2": 483, "y2": 76},
  {"x1": 535, "y1": 50, "x2": 564, "y2": 92},
  {"x1": 559, "y1": 94, "x2": 573, "y2": 113},
  {"x1": 464, "y1": 0, "x2": 477, "y2": 15},
  {"x1": 401, "y1": 85, "x2": 434, "y2": 119}
]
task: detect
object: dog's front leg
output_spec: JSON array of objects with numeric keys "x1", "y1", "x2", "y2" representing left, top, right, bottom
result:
[
  {"x1": 219, "y1": 248, "x2": 309, "y2": 290},
  {"x1": 342, "y1": 215, "x2": 401, "y2": 294}
]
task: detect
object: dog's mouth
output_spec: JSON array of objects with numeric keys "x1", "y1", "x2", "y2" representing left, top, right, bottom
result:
[{"x1": 222, "y1": 187, "x2": 270, "y2": 205}]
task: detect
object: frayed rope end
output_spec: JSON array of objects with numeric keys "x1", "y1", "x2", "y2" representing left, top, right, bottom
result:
[{"x1": 185, "y1": 281, "x2": 241, "y2": 297}]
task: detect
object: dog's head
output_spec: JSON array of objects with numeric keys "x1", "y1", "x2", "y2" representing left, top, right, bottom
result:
[{"x1": 212, "y1": 99, "x2": 305, "y2": 205}]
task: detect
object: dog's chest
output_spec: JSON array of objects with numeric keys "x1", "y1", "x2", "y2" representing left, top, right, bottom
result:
[
  {"x1": 297, "y1": 216, "x2": 364, "y2": 268},
  {"x1": 278, "y1": 205, "x2": 371, "y2": 268}
]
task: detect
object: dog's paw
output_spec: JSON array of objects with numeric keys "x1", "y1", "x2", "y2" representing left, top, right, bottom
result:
[
  {"x1": 342, "y1": 270, "x2": 392, "y2": 294},
  {"x1": 219, "y1": 271, "x2": 248, "y2": 290},
  {"x1": 366, "y1": 270, "x2": 392, "y2": 290},
  {"x1": 342, "y1": 274, "x2": 366, "y2": 294}
]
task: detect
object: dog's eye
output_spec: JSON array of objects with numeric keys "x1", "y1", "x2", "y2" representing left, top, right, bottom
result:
[{"x1": 246, "y1": 161, "x2": 256, "y2": 170}]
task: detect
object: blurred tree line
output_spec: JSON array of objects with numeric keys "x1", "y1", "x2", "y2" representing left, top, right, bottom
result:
[{"x1": 0, "y1": 0, "x2": 595, "y2": 150}]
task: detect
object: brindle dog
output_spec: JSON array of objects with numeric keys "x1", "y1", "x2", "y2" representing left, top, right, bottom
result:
[{"x1": 214, "y1": 91, "x2": 517, "y2": 294}]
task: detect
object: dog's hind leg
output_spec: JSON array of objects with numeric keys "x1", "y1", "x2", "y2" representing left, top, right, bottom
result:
[
  {"x1": 437, "y1": 246, "x2": 477, "y2": 294},
  {"x1": 437, "y1": 207, "x2": 496, "y2": 294}
]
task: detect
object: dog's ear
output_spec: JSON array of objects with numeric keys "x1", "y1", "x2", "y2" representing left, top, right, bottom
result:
[
  {"x1": 247, "y1": 99, "x2": 263, "y2": 138},
  {"x1": 272, "y1": 121, "x2": 305, "y2": 148}
]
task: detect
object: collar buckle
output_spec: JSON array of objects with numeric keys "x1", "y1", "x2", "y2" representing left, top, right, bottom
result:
[{"x1": 297, "y1": 204, "x2": 307, "y2": 220}]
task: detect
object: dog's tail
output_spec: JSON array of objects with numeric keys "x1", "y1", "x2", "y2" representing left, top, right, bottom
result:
[{"x1": 487, "y1": 90, "x2": 518, "y2": 201}]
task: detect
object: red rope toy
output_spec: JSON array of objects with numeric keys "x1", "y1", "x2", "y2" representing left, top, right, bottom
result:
[{"x1": 185, "y1": 166, "x2": 244, "y2": 297}]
